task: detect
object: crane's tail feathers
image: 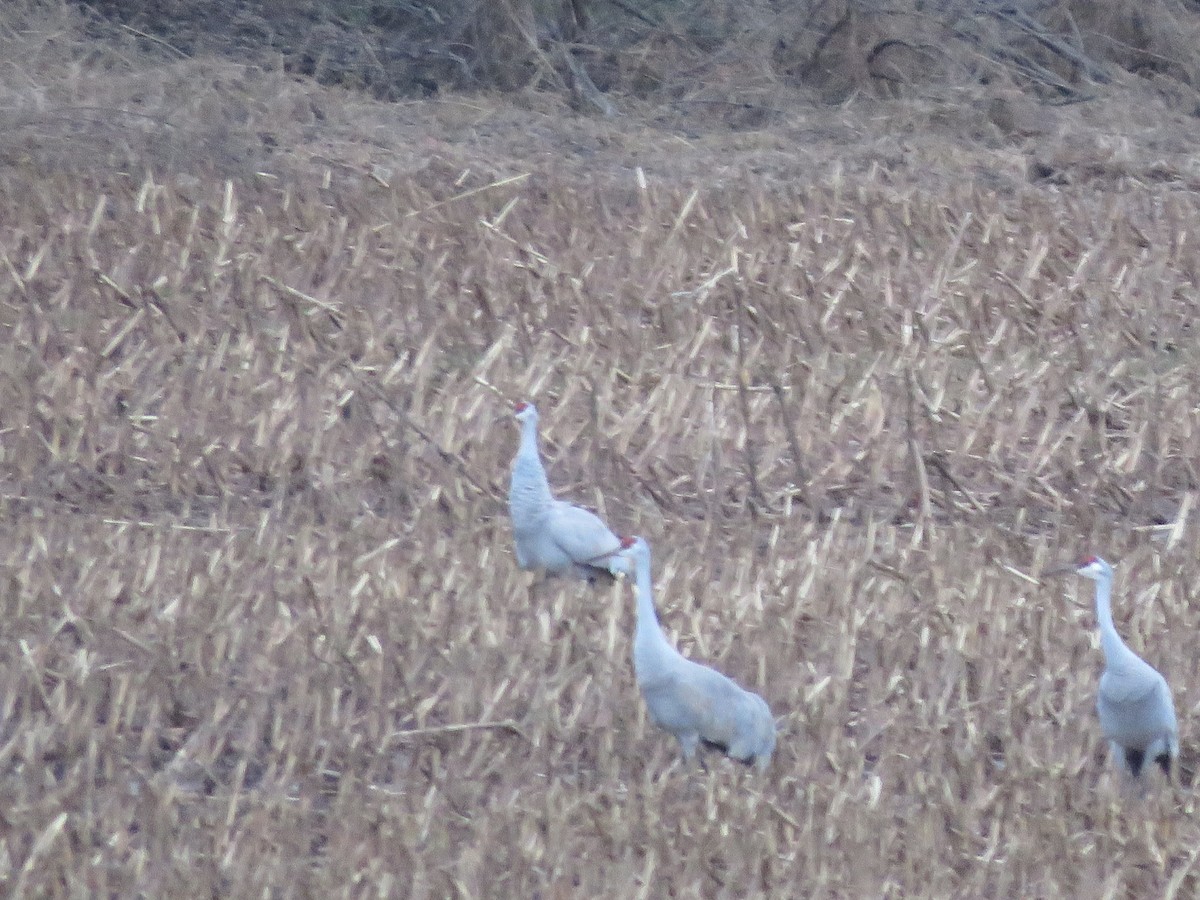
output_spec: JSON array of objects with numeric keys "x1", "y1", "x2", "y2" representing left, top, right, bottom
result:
[
  {"x1": 580, "y1": 548, "x2": 629, "y2": 578},
  {"x1": 700, "y1": 738, "x2": 768, "y2": 770},
  {"x1": 605, "y1": 554, "x2": 631, "y2": 576}
]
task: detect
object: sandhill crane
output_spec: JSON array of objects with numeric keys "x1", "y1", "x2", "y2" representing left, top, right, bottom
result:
[
  {"x1": 507, "y1": 401, "x2": 627, "y2": 581},
  {"x1": 618, "y1": 536, "x2": 775, "y2": 771},
  {"x1": 1044, "y1": 555, "x2": 1178, "y2": 780}
]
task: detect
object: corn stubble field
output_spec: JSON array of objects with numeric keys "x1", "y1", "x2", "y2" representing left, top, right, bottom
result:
[{"x1": 5, "y1": 23, "x2": 1200, "y2": 900}]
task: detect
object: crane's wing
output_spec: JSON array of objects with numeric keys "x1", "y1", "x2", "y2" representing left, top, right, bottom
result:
[
  {"x1": 1099, "y1": 659, "x2": 1170, "y2": 709},
  {"x1": 1098, "y1": 663, "x2": 1177, "y2": 748},
  {"x1": 545, "y1": 500, "x2": 626, "y2": 573},
  {"x1": 671, "y1": 661, "x2": 771, "y2": 757},
  {"x1": 639, "y1": 664, "x2": 732, "y2": 742},
  {"x1": 740, "y1": 691, "x2": 777, "y2": 761}
]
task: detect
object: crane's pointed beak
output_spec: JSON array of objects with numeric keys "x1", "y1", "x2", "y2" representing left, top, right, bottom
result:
[{"x1": 1040, "y1": 563, "x2": 1079, "y2": 578}]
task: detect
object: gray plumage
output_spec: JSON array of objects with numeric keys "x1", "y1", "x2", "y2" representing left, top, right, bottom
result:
[
  {"x1": 1049, "y1": 555, "x2": 1178, "y2": 779},
  {"x1": 507, "y1": 401, "x2": 626, "y2": 581},
  {"x1": 619, "y1": 536, "x2": 775, "y2": 771}
]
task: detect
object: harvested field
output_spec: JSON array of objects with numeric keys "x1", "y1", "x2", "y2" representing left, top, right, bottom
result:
[{"x1": 3, "y1": 2, "x2": 1200, "y2": 897}]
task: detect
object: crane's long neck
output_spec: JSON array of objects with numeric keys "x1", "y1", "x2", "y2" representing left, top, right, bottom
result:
[
  {"x1": 509, "y1": 416, "x2": 553, "y2": 519},
  {"x1": 633, "y1": 548, "x2": 676, "y2": 667},
  {"x1": 1094, "y1": 572, "x2": 1131, "y2": 664}
]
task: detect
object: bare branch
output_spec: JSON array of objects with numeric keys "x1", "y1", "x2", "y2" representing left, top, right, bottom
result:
[{"x1": 389, "y1": 719, "x2": 525, "y2": 741}]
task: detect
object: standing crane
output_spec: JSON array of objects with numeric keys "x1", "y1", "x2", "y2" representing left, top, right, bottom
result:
[
  {"x1": 1044, "y1": 555, "x2": 1178, "y2": 780},
  {"x1": 508, "y1": 401, "x2": 627, "y2": 581},
  {"x1": 618, "y1": 536, "x2": 776, "y2": 771}
]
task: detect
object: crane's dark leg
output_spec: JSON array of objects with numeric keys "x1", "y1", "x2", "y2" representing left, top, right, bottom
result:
[
  {"x1": 1155, "y1": 752, "x2": 1172, "y2": 777},
  {"x1": 1123, "y1": 747, "x2": 1146, "y2": 778}
]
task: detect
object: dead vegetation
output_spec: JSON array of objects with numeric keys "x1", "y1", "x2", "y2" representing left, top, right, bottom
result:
[
  {"x1": 69, "y1": 0, "x2": 1200, "y2": 114},
  {"x1": 3, "y1": 1, "x2": 1200, "y2": 897}
]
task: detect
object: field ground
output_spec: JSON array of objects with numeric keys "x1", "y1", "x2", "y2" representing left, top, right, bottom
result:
[{"x1": 3, "y1": 2, "x2": 1200, "y2": 897}]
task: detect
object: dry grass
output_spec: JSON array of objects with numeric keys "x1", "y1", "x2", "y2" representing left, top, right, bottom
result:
[{"x1": 4, "y1": 4, "x2": 1200, "y2": 898}]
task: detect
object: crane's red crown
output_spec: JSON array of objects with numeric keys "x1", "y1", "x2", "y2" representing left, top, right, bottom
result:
[
  {"x1": 619, "y1": 536, "x2": 637, "y2": 549},
  {"x1": 1079, "y1": 554, "x2": 1100, "y2": 568},
  {"x1": 514, "y1": 401, "x2": 530, "y2": 413}
]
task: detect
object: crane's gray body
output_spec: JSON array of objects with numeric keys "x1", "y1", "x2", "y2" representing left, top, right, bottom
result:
[
  {"x1": 1070, "y1": 557, "x2": 1178, "y2": 778},
  {"x1": 508, "y1": 403, "x2": 626, "y2": 581},
  {"x1": 622, "y1": 537, "x2": 775, "y2": 771},
  {"x1": 1097, "y1": 646, "x2": 1177, "y2": 777},
  {"x1": 636, "y1": 651, "x2": 776, "y2": 766}
]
